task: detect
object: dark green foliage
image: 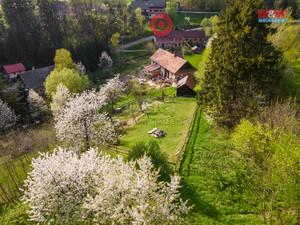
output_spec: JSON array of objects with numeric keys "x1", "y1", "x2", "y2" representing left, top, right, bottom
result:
[
  {"x1": 38, "y1": 0, "x2": 63, "y2": 49},
  {"x1": 2, "y1": 0, "x2": 40, "y2": 66},
  {"x1": 0, "y1": 82, "x2": 30, "y2": 123},
  {"x1": 128, "y1": 140, "x2": 172, "y2": 182},
  {"x1": 198, "y1": 0, "x2": 283, "y2": 127}
]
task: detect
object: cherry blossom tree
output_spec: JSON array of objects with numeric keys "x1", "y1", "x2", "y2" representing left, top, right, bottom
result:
[
  {"x1": 50, "y1": 84, "x2": 72, "y2": 118},
  {"x1": 0, "y1": 98, "x2": 17, "y2": 133},
  {"x1": 55, "y1": 90, "x2": 116, "y2": 151},
  {"x1": 101, "y1": 74, "x2": 123, "y2": 111},
  {"x1": 76, "y1": 62, "x2": 86, "y2": 74},
  {"x1": 27, "y1": 90, "x2": 47, "y2": 114},
  {"x1": 98, "y1": 51, "x2": 113, "y2": 68},
  {"x1": 27, "y1": 90, "x2": 48, "y2": 122},
  {"x1": 22, "y1": 147, "x2": 190, "y2": 224}
]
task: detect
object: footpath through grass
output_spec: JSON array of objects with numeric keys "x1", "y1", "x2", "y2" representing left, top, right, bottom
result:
[{"x1": 180, "y1": 109, "x2": 264, "y2": 224}]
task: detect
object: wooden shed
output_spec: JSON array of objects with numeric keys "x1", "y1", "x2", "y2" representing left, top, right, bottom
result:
[{"x1": 176, "y1": 75, "x2": 196, "y2": 97}]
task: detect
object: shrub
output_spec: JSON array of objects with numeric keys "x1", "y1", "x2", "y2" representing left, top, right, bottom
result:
[
  {"x1": 257, "y1": 99, "x2": 300, "y2": 135},
  {"x1": 128, "y1": 140, "x2": 172, "y2": 182}
]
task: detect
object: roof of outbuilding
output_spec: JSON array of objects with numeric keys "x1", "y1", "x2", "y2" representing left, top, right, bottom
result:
[
  {"x1": 3, "y1": 63, "x2": 26, "y2": 75},
  {"x1": 150, "y1": 48, "x2": 187, "y2": 74},
  {"x1": 156, "y1": 30, "x2": 205, "y2": 43},
  {"x1": 177, "y1": 75, "x2": 196, "y2": 90},
  {"x1": 19, "y1": 66, "x2": 54, "y2": 93}
]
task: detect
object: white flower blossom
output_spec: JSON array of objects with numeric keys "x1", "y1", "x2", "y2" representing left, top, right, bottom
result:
[
  {"x1": 50, "y1": 84, "x2": 72, "y2": 118},
  {"x1": 0, "y1": 98, "x2": 17, "y2": 132},
  {"x1": 76, "y1": 62, "x2": 86, "y2": 74},
  {"x1": 98, "y1": 51, "x2": 113, "y2": 68},
  {"x1": 22, "y1": 147, "x2": 190, "y2": 224},
  {"x1": 101, "y1": 74, "x2": 123, "y2": 111},
  {"x1": 55, "y1": 89, "x2": 116, "y2": 150},
  {"x1": 27, "y1": 89, "x2": 47, "y2": 113}
]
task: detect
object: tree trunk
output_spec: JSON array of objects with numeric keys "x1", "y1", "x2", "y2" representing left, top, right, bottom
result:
[{"x1": 84, "y1": 119, "x2": 90, "y2": 152}]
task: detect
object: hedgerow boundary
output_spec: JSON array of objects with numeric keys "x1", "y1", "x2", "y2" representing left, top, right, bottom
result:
[{"x1": 178, "y1": 107, "x2": 203, "y2": 176}]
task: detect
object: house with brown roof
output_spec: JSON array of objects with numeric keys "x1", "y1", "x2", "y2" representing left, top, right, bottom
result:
[
  {"x1": 176, "y1": 75, "x2": 196, "y2": 97},
  {"x1": 3, "y1": 63, "x2": 26, "y2": 79},
  {"x1": 155, "y1": 30, "x2": 206, "y2": 49},
  {"x1": 144, "y1": 48, "x2": 195, "y2": 82}
]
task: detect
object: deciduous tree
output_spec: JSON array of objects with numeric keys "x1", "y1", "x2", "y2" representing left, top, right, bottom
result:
[
  {"x1": 45, "y1": 68, "x2": 89, "y2": 99},
  {"x1": 0, "y1": 98, "x2": 17, "y2": 133},
  {"x1": 101, "y1": 75, "x2": 123, "y2": 111},
  {"x1": 55, "y1": 90, "x2": 116, "y2": 150},
  {"x1": 54, "y1": 49, "x2": 76, "y2": 71},
  {"x1": 50, "y1": 84, "x2": 72, "y2": 118},
  {"x1": 23, "y1": 147, "x2": 190, "y2": 224}
]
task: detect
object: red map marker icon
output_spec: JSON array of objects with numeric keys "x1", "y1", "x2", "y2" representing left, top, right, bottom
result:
[{"x1": 150, "y1": 13, "x2": 173, "y2": 37}]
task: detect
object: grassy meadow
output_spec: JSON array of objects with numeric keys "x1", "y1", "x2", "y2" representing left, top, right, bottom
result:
[
  {"x1": 119, "y1": 97, "x2": 196, "y2": 162},
  {"x1": 181, "y1": 109, "x2": 264, "y2": 225},
  {"x1": 184, "y1": 53, "x2": 203, "y2": 69}
]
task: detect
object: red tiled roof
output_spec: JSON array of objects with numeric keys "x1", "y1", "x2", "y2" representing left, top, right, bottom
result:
[
  {"x1": 156, "y1": 30, "x2": 205, "y2": 42},
  {"x1": 3, "y1": 63, "x2": 26, "y2": 74},
  {"x1": 150, "y1": 48, "x2": 187, "y2": 74}
]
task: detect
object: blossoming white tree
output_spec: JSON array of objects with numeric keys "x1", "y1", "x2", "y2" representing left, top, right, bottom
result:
[
  {"x1": 98, "y1": 51, "x2": 113, "y2": 68},
  {"x1": 0, "y1": 98, "x2": 17, "y2": 133},
  {"x1": 27, "y1": 89, "x2": 47, "y2": 114},
  {"x1": 23, "y1": 147, "x2": 189, "y2": 224},
  {"x1": 50, "y1": 84, "x2": 72, "y2": 118},
  {"x1": 55, "y1": 90, "x2": 116, "y2": 150},
  {"x1": 101, "y1": 74, "x2": 123, "y2": 111},
  {"x1": 76, "y1": 62, "x2": 86, "y2": 74}
]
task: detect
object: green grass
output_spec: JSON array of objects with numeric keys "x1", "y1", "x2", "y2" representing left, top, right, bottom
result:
[
  {"x1": 293, "y1": 59, "x2": 300, "y2": 87},
  {"x1": 184, "y1": 53, "x2": 203, "y2": 69},
  {"x1": 279, "y1": 59, "x2": 300, "y2": 99},
  {"x1": 180, "y1": 111, "x2": 264, "y2": 224},
  {"x1": 173, "y1": 12, "x2": 218, "y2": 29},
  {"x1": 88, "y1": 45, "x2": 153, "y2": 86},
  {"x1": 119, "y1": 97, "x2": 197, "y2": 162},
  {"x1": 0, "y1": 153, "x2": 36, "y2": 204}
]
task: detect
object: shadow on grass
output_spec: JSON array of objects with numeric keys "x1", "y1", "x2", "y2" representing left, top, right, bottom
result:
[{"x1": 181, "y1": 178, "x2": 220, "y2": 219}]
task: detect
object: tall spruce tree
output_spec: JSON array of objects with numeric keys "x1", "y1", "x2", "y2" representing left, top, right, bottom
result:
[{"x1": 198, "y1": 0, "x2": 283, "y2": 127}]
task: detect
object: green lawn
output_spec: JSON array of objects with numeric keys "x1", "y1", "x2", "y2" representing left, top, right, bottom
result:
[
  {"x1": 174, "y1": 12, "x2": 218, "y2": 29},
  {"x1": 279, "y1": 59, "x2": 300, "y2": 99},
  {"x1": 184, "y1": 53, "x2": 203, "y2": 69},
  {"x1": 180, "y1": 110, "x2": 264, "y2": 224},
  {"x1": 119, "y1": 97, "x2": 197, "y2": 162},
  {"x1": 88, "y1": 47, "x2": 152, "y2": 86}
]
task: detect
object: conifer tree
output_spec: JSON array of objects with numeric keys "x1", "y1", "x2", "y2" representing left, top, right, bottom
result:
[{"x1": 198, "y1": 0, "x2": 283, "y2": 127}]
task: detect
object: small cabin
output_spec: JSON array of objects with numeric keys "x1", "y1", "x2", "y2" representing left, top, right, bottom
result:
[{"x1": 176, "y1": 75, "x2": 196, "y2": 97}]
